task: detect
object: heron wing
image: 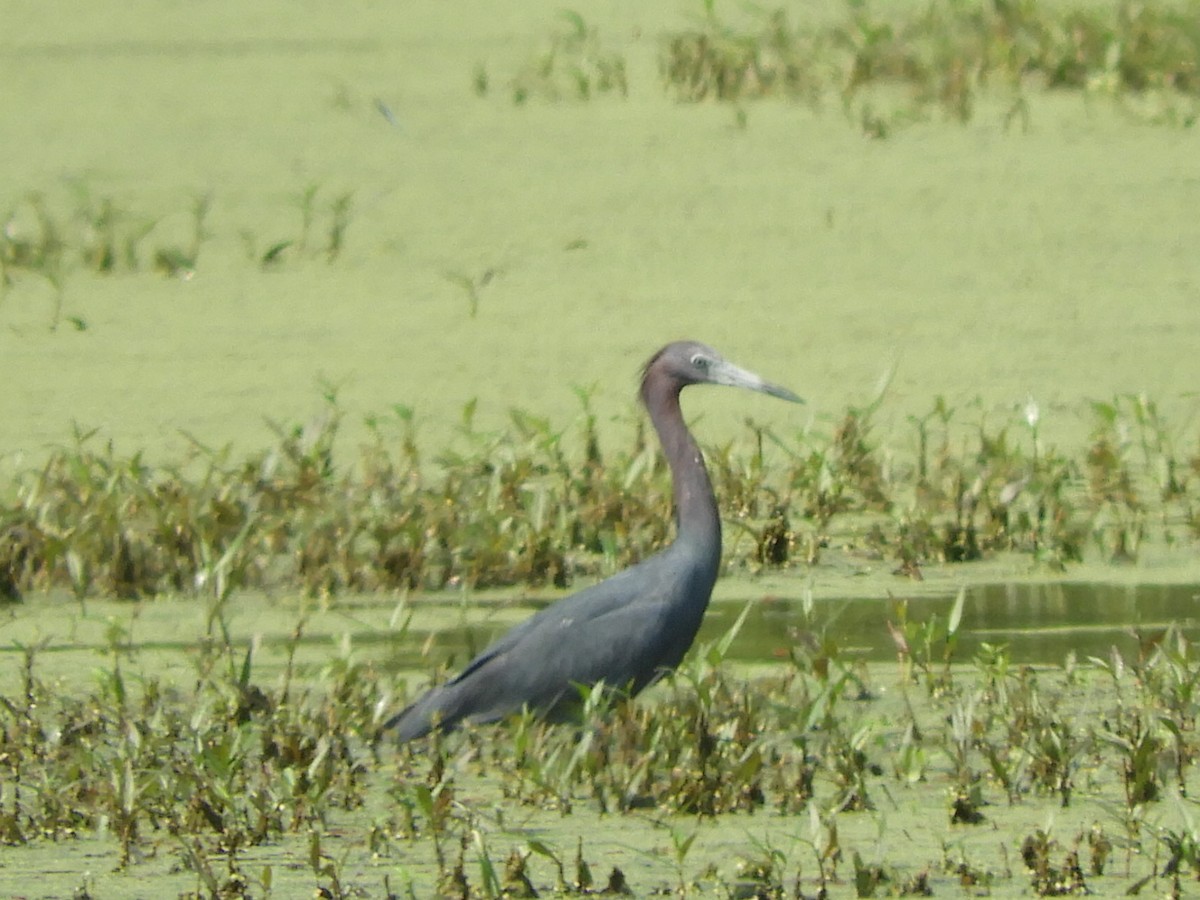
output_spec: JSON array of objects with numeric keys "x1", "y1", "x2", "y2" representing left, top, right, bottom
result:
[
  {"x1": 446, "y1": 557, "x2": 674, "y2": 686},
  {"x1": 446, "y1": 591, "x2": 683, "y2": 725},
  {"x1": 390, "y1": 548, "x2": 712, "y2": 739}
]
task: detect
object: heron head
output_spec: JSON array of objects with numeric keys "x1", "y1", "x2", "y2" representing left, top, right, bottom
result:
[{"x1": 645, "y1": 341, "x2": 803, "y2": 404}]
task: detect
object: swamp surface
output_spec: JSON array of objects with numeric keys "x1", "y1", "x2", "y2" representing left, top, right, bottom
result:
[{"x1": 3, "y1": 0, "x2": 1200, "y2": 897}]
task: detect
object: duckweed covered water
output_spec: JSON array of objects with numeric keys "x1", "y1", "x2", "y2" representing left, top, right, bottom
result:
[{"x1": 3, "y1": 2, "x2": 1199, "y2": 469}]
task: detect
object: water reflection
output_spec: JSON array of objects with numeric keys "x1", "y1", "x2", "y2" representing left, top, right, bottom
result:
[{"x1": 703, "y1": 582, "x2": 1200, "y2": 666}]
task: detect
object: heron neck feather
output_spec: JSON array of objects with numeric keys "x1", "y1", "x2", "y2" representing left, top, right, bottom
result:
[{"x1": 642, "y1": 377, "x2": 721, "y2": 560}]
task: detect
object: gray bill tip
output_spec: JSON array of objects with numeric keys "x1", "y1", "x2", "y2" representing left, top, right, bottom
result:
[{"x1": 761, "y1": 381, "x2": 804, "y2": 404}]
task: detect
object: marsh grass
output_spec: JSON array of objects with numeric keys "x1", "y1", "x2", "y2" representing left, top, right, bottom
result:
[
  {"x1": 658, "y1": 0, "x2": 1200, "y2": 130},
  {"x1": 7, "y1": 592, "x2": 1200, "y2": 893},
  {"x1": 507, "y1": 11, "x2": 629, "y2": 104},
  {"x1": 0, "y1": 611, "x2": 384, "y2": 896},
  {"x1": 2, "y1": 391, "x2": 1198, "y2": 604},
  {"x1": 1, "y1": 180, "x2": 355, "y2": 327},
  {"x1": 0, "y1": 184, "x2": 210, "y2": 288},
  {"x1": 279, "y1": 183, "x2": 355, "y2": 265}
]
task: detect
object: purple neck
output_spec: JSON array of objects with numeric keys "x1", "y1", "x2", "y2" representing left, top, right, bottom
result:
[{"x1": 641, "y1": 376, "x2": 721, "y2": 559}]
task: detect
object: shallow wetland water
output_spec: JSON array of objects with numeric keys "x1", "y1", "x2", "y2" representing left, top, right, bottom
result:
[{"x1": 5, "y1": 575, "x2": 1200, "y2": 897}]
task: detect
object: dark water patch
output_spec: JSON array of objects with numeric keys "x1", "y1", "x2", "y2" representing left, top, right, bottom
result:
[
  {"x1": 385, "y1": 582, "x2": 1200, "y2": 675},
  {"x1": 705, "y1": 582, "x2": 1200, "y2": 667}
]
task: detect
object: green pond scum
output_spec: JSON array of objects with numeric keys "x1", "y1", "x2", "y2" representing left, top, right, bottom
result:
[{"x1": 3, "y1": 0, "x2": 1200, "y2": 896}]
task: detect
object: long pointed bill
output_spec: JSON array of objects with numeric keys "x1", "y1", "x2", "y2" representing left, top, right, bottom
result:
[{"x1": 710, "y1": 359, "x2": 804, "y2": 404}]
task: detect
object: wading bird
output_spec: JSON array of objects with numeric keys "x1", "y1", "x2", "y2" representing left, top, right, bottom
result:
[{"x1": 387, "y1": 340, "x2": 801, "y2": 741}]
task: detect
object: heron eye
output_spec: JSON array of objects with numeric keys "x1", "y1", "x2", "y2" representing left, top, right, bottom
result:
[{"x1": 690, "y1": 354, "x2": 709, "y2": 370}]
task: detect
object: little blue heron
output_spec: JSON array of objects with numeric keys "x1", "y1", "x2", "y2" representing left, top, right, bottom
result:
[{"x1": 386, "y1": 340, "x2": 801, "y2": 741}]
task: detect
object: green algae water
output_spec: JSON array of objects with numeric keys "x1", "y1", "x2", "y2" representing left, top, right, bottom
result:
[{"x1": 3, "y1": 3, "x2": 1199, "y2": 472}]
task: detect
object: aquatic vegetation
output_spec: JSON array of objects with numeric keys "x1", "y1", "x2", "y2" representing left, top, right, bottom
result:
[
  {"x1": 0, "y1": 182, "x2": 210, "y2": 288},
  {"x1": 893, "y1": 395, "x2": 1089, "y2": 571},
  {"x1": 507, "y1": 11, "x2": 628, "y2": 104},
  {"x1": 0, "y1": 622, "x2": 373, "y2": 891},
  {"x1": 484, "y1": 0, "x2": 1200, "y2": 129},
  {"x1": 249, "y1": 183, "x2": 355, "y2": 268},
  {"x1": 1021, "y1": 828, "x2": 1090, "y2": 896},
  {"x1": 8, "y1": 596, "x2": 1200, "y2": 894},
  {"x1": 660, "y1": 6, "x2": 823, "y2": 105},
  {"x1": 0, "y1": 180, "x2": 355, "y2": 311},
  {"x1": 1, "y1": 389, "x2": 1198, "y2": 602},
  {"x1": 658, "y1": 0, "x2": 1200, "y2": 130}
]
